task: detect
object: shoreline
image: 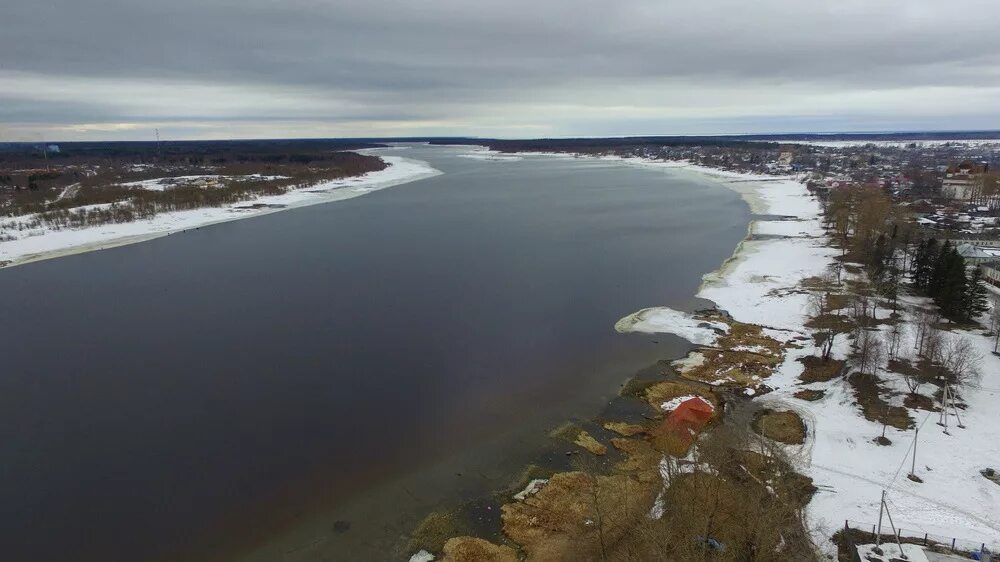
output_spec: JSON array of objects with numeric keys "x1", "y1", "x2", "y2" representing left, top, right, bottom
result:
[{"x1": 0, "y1": 152, "x2": 442, "y2": 269}]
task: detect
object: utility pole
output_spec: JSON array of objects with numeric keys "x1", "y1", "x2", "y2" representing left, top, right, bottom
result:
[
  {"x1": 155, "y1": 128, "x2": 161, "y2": 161},
  {"x1": 951, "y1": 386, "x2": 966, "y2": 429},
  {"x1": 874, "y1": 490, "x2": 909, "y2": 559},
  {"x1": 938, "y1": 382, "x2": 951, "y2": 434},
  {"x1": 875, "y1": 490, "x2": 886, "y2": 549},
  {"x1": 907, "y1": 427, "x2": 921, "y2": 482}
]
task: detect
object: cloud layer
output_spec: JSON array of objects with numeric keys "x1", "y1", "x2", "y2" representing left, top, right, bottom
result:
[{"x1": 4, "y1": 0, "x2": 1000, "y2": 140}]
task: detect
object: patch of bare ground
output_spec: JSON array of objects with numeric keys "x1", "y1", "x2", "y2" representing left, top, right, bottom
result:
[
  {"x1": 609, "y1": 438, "x2": 661, "y2": 481},
  {"x1": 751, "y1": 409, "x2": 807, "y2": 444},
  {"x1": 798, "y1": 356, "x2": 846, "y2": 382},
  {"x1": 847, "y1": 373, "x2": 915, "y2": 430},
  {"x1": 642, "y1": 379, "x2": 718, "y2": 411},
  {"x1": 794, "y1": 388, "x2": 826, "y2": 401},
  {"x1": 550, "y1": 424, "x2": 608, "y2": 456},
  {"x1": 934, "y1": 318, "x2": 983, "y2": 332},
  {"x1": 602, "y1": 421, "x2": 645, "y2": 437},
  {"x1": 888, "y1": 358, "x2": 938, "y2": 386},
  {"x1": 573, "y1": 431, "x2": 608, "y2": 456},
  {"x1": 439, "y1": 537, "x2": 518, "y2": 562},
  {"x1": 677, "y1": 316, "x2": 785, "y2": 389},
  {"x1": 501, "y1": 470, "x2": 659, "y2": 562},
  {"x1": 903, "y1": 392, "x2": 937, "y2": 411},
  {"x1": 805, "y1": 312, "x2": 855, "y2": 335},
  {"x1": 410, "y1": 511, "x2": 471, "y2": 554}
]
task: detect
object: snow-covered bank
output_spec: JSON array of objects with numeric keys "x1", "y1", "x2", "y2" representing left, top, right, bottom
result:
[
  {"x1": 0, "y1": 154, "x2": 442, "y2": 268},
  {"x1": 603, "y1": 155, "x2": 1000, "y2": 554}
]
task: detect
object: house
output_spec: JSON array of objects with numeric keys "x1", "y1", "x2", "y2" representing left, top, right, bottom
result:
[
  {"x1": 981, "y1": 261, "x2": 1000, "y2": 287},
  {"x1": 956, "y1": 243, "x2": 995, "y2": 265},
  {"x1": 941, "y1": 160, "x2": 987, "y2": 202}
]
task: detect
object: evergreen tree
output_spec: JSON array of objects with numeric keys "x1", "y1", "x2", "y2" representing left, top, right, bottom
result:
[
  {"x1": 934, "y1": 246, "x2": 967, "y2": 320},
  {"x1": 964, "y1": 266, "x2": 990, "y2": 321},
  {"x1": 928, "y1": 240, "x2": 952, "y2": 298},
  {"x1": 868, "y1": 233, "x2": 888, "y2": 282},
  {"x1": 914, "y1": 238, "x2": 938, "y2": 291},
  {"x1": 911, "y1": 239, "x2": 927, "y2": 287}
]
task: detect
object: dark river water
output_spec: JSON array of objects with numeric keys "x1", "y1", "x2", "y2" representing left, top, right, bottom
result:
[{"x1": 0, "y1": 145, "x2": 750, "y2": 562}]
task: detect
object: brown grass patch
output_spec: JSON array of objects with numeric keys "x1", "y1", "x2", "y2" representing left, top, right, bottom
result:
[
  {"x1": 501, "y1": 470, "x2": 659, "y2": 561},
  {"x1": 805, "y1": 312, "x2": 855, "y2": 334},
  {"x1": 410, "y1": 511, "x2": 469, "y2": 554},
  {"x1": 794, "y1": 389, "x2": 825, "y2": 401},
  {"x1": 752, "y1": 409, "x2": 806, "y2": 444},
  {"x1": 903, "y1": 392, "x2": 937, "y2": 411},
  {"x1": 847, "y1": 373, "x2": 914, "y2": 430},
  {"x1": 678, "y1": 319, "x2": 785, "y2": 388},
  {"x1": 610, "y1": 438, "x2": 662, "y2": 482},
  {"x1": 611, "y1": 469, "x2": 814, "y2": 561},
  {"x1": 440, "y1": 537, "x2": 518, "y2": 562},
  {"x1": 798, "y1": 356, "x2": 846, "y2": 382},
  {"x1": 573, "y1": 431, "x2": 608, "y2": 456},
  {"x1": 643, "y1": 380, "x2": 717, "y2": 411},
  {"x1": 602, "y1": 421, "x2": 645, "y2": 437}
]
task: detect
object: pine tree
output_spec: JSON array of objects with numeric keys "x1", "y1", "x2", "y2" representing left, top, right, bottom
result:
[
  {"x1": 868, "y1": 233, "x2": 888, "y2": 282},
  {"x1": 934, "y1": 247, "x2": 967, "y2": 321},
  {"x1": 964, "y1": 266, "x2": 990, "y2": 321},
  {"x1": 928, "y1": 240, "x2": 952, "y2": 298},
  {"x1": 914, "y1": 238, "x2": 939, "y2": 291}
]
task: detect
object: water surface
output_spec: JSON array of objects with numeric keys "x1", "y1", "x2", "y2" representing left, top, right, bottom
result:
[{"x1": 0, "y1": 145, "x2": 750, "y2": 561}]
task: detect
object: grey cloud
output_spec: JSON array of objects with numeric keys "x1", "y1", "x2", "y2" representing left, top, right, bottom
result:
[{"x1": 3, "y1": 0, "x2": 1000, "y2": 139}]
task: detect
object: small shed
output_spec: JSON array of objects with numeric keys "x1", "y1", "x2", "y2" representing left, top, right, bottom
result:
[{"x1": 664, "y1": 397, "x2": 714, "y2": 438}]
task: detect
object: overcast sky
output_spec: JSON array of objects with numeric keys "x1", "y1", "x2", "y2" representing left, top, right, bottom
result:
[{"x1": 4, "y1": 0, "x2": 1000, "y2": 141}]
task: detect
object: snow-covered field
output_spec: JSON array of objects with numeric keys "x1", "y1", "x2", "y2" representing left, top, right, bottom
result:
[
  {"x1": 606, "y1": 158, "x2": 1000, "y2": 555},
  {"x1": 0, "y1": 154, "x2": 442, "y2": 267}
]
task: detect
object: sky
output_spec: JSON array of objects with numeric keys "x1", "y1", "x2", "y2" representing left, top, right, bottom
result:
[{"x1": 4, "y1": 0, "x2": 1000, "y2": 141}]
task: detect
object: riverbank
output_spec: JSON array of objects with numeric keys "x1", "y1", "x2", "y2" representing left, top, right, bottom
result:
[
  {"x1": 0, "y1": 152, "x2": 442, "y2": 269},
  {"x1": 609, "y1": 155, "x2": 1000, "y2": 555}
]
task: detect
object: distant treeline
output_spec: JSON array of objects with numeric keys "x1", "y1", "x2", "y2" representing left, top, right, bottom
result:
[
  {"x1": 0, "y1": 139, "x2": 388, "y2": 163},
  {"x1": 429, "y1": 137, "x2": 780, "y2": 153}
]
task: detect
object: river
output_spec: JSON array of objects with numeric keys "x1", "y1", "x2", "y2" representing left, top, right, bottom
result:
[{"x1": 0, "y1": 144, "x2": 750, "y2": 561}]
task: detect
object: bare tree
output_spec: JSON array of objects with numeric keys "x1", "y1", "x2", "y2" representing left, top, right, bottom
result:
[
  {"x1": 913, "y1": 309, "x2": 938, "y2": 358},
  {"x1": 939, "y1": 335, "x2": 983, "y2": 387},
  {"x1": 855, "y1": 330, "x2": 884, "y2": 375},
  {"x1": 886, "y1": 322, "x2": 906, "y2": 362},
  {"x1": 988, "y1": 295, "x2": 1000, "y2": 336},
  {"x1": 922, "y1": 329, "x2": 944, "y2": 365}
]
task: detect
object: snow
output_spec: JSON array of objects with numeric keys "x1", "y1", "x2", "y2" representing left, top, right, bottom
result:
[
  {"x1": 455, "y1": 148, "x2": 524, "y2": 162},
  {"x1": 615, "y1": 307, "x2": 729, "y2": 345},
  {"x1": 408, "y1": 550, "x2": 435, "y2": 562},
  {"x1": 118, "y1": 174, "x2": 224, "y2": 190},
  {"x1": 513, "y1": 478, "x2": 549, "y2": 501},
  {"x1": 856, "y1": 542, "x2": 930, "y2": 562},
  {"x1": 0, "y1": 154, "x2": 442, "y2": 267},
  {"x1": 660, "y1": 395, "x2": 713, "y2": 413}
]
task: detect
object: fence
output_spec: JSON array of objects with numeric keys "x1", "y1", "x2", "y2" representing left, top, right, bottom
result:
[{"x1": 843, "y1": 519, "x2": 999, "y2": 561}]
